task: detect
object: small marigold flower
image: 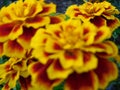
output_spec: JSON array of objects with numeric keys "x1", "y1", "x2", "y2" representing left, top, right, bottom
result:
[
  {"x1": 65, "y1": 1, "x2": 120, "y2": 32},
  {"x1": 31, "y1": 19, "x2": 118, "y2": 90},
  {"x1": 0, "y1": 0, "x2": 55, "y2": 23},
  {"x1": 0, "y1": 57, "x2": 29, "y2": 90}
]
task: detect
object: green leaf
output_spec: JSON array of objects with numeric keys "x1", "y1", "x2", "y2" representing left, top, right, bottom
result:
[
  {"x1": 65, "y1": 15, "x2": 70, "y2": 20},
  {"x1": 12, "y1": 81, "x2": 21, "y2": 90},
  {"x1": 0, "y1": 56, "x2": 9, "y2": 64},
  {"x1": 112, "y1": 27, "x2": 120, "y2": 39},
  {"x1": 54, "y1": 81, "x2": 65, "y2": 90},
  {"x1": 50, "y1": 13, "x2": 62, "y2": 16},
  {"x1": 3, "y1": 0, "x2": 11, "y2": 6}
]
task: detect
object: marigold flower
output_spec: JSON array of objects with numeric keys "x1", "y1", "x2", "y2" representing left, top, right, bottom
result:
[
  {"x1": 0, "y1": 0, "x2": 57, "y2": 58},
  {"x1": 0, "y1": 0, "x2": 55, "y2": 23},
  {"x1": 0, "y1": 57, "x2": 29, "y2": 90},
  {"x1": 31, "y1": 19, "x2": 118, "y2": 90},
  {"x1": 65, "y1": 1, "x2": 120, "y2": 31}
]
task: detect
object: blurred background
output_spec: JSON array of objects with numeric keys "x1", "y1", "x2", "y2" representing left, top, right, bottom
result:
[{"x1": 0, "y1": 0, "x2": 120, "y2": 90}]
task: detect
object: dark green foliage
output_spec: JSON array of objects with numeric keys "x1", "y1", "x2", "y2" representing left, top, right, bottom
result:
[
  {"x1": 0, "y1": 55, "x2": 9, "y2": 64},
  {"x1": 53, "y1": 81, "x2": 65, "y2": 90},
  {"x1": 12, "y1": 81, "x2": 21, "y2": 90}
]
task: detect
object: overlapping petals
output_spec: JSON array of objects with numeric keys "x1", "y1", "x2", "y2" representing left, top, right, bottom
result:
[
  {"x1": 0, "y1": 0, "x2": 57, "y2": 58},
  {"x1": 94, "y1": 57, "x2": 118, "y2": 89},
  {"x1": 101, "y1": 1, "x2": 120, "y2": 19},
  {"x1": 64, "y1": 58, "x2": 118, "y2": 90},
  {"x1": 3, "y1": 40, "x2": 26, "y2": 58},
  {"x1": 0, "y1": 0, "x2": 119, "y2": 90},
  {"x1": 0, "y1": 57, "x2": 29, "y2": 90},
  {"x1": 66, "y1": 1, "x2": 119, "y2": 21},
  {"x1": 65, "y1": 1, "x2": 120, "y2": 31},
  {"x1": 0, "y1": 0, "x2": 55, "y2": 23},
  {"x1": 28, "y1": 61, "x2": 62, "y2": 90},
  {"x1": 65, "y1": 2, "x2": 104, "y2": 20},
  {"x1": 31, "y1": 19, "x2": 118, "y2": 89}
]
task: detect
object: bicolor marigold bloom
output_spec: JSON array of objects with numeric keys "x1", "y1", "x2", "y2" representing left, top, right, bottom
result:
[
  {"x1": 0, "y1": 0, "x2": 58, "y2": 58},
  {"x1": 0, "y1": 57, "x2": 29, "y2": 90},
  {"x1": 31, "y1": 19, "x2": 118, "y2": 90},
  {"x1": 65, "y1": 1, "x2": 120, "y2": 32}
]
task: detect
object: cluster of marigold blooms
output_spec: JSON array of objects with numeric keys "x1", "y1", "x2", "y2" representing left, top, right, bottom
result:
[{"x1": 0, "y1": 0, "x2": 119, "y2": 90}]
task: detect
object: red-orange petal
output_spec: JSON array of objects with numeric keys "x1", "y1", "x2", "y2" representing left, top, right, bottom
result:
[
  {"x1": 50, "y1": 15, "x2": 65, "y2": 24},
  {"x1": 39, "y1": 3, "x2": 56, "y2": 16},
  {"x1": 2, "y1": 83, "x2": 10, "y2": 90},
  {"x1": 0, "y1": 22, "x2": 14, "y2": 42},
  {"x1": 90, "y1": 16, "x2": 106, "y2": 28},
  {"x1": 17, "y1": 26, "x2": 37, "y2": 49},
  {"x1": 3, "y1": 40, "x2": 26, "y2": 58},
  {"x1": 9, "y1": 23, "x2": 23, "y2": 40},
  {"x1": 25, "y1": 15, "x2": 50, "y2": 28},
  {"x1": 50, "y1": 16, "x2": 62, "y2": 24},
  {"x1": 47, "y1": 60, "x2": 73, "y2": 80},
  {"x1": 28, "y1": 61, "x2": 62, "y2": 90},
  {"x1": 19, "y1": 76, "x2": 33, "y2": 90},
  {"x1": 96, "y1": 41, "x2": 118, "y2": 58},
  {"x1": 94, "y1": 57, "x2": 118, "y2": 89},
  {"x1": 107, "y1": 18, "x2": 120, "y2": 31},
  {"x1": 65, "y1": 71, "x2": 98, "y2": 90},
  {"x1": 94, "y1": 26, "x2": 111, "y2": 43},
  {"x1": 0, "y1": 43, "x2": 4, "y2": 56}
]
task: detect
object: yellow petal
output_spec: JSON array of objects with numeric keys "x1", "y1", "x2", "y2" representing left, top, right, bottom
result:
[
  {"x1": 75, "y1": 52, "x2": 98, "y2": 73},
  {"x1": 39, "y1": 3, "x2": 56, "y2": 16},
  {"x1": 25, "y1": 16, "x2": 50, "y2": 28},
  {"x1": 4, "y1": 40, "x2": 26, "y2": 58},
  {"x1": 17, "y1": 26, "x2": 37, "y2": 49},
  {"x1": 47, "y1": 60, "x2": 73, "y2": 80}
]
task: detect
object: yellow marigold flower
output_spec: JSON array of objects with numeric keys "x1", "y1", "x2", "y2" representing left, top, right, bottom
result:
[
  {"x1": 0, "y1": 0, "x2": 55, "y2": 23},
  {"x1": 0, "y1": 0, "x2": 57, "y2": 58},
  {"x1": 65, "y1": 1, "x2": 120, "y2": 32},
  {"x1": 65, "y1": 2, "x2": 104, "y2": 20},
  {"x1": 31, "y1": 19, "x2": 118, "y2": 89},
  {"x1": 66, "y1": 1, "x2": 119, "y2": 20},
  {"x1": 31, "y1": 19, "x2": 115, "y2": 64},
  {"x1": 0, "y1": 57, "x2": 29, "y2": 90}
]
